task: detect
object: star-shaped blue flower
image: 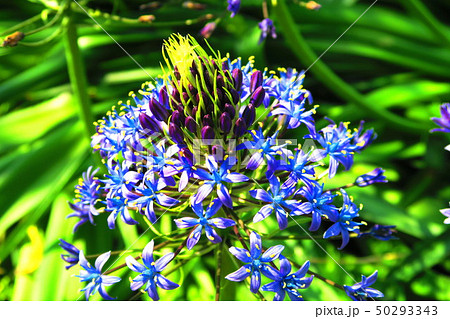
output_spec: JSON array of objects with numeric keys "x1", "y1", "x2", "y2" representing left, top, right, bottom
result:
[
  {"x1": 225, "y1": 232, "x2": 283, "y2": 293},
  {"x1": 344, "y1": 271, "x2": 384, "y2": 301},
  {"x1": 250, "y1": 176, "x2": 301, "y2": 230},
  {"x1": 77, "y1": 251, "x2": 121, "y2": 300},
  {"x1": 323, "y1": 189, "x2": 364, "y2": 249},
  {"x1": 261, "y1": 256, "x2": 313, "y2": 301},
  {"x1": 174, "y1": 199, "x2": 236, "y2": 250},
  {"x1": 126, "y1": 172, "x2": 179, "y2": 223},
  {"x1": 277, "y1": 148, "x2": 318, "y2": 188},
  {"x1": 192, "y1": 156, "x2": 248, "y2": 208},
  {"x1": 295, "y1": 183, "x2": 339, "y2": 231},
  {"x1": 126, "y1": 240, "x2": 179, "y2": 301}
]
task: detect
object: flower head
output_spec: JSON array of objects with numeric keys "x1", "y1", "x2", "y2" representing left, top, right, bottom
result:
[
  {"x1": 77, "y1": 251, "x2": 121, "y2": 300},
  {"x1": 126, "y1": 240, "x2": 179, "y2": 301},
  {"x1": 250, "y1": 176, "x2": 301, "y2": 229},
  {"x1": 59, "y1": 239, "x2": 80, "y2": 269},
  {"x1": 67, "y1": 166, "x2": 101, "y2": 232},
  {"x1": 323, "y1": 189, "x2": 364, "y2": 249},
  {"x1": 344, "y1": 271, "x2": 384, "y2": 301},
  {"x1": 226, "y1": 232, "x2": 283, "y2": 293},
  {"x1": 355, "y1": 168, "x2": 387, "y2": 187},
  {"x1": 296, "y1": 183, "x2": 339, "y2": 231},
  {"x1": 261, "y1": 256, "x2": 313, "y2": 301},
  {"x1": 359, "y1": 224, "x2": 397, "y2": 241},
  {"x1": 192, "y1": 156, "x2": 248, "y2": 208},
  {"x1": 440, "y1": 204, "x2": 450, "y2": 224},
  {"x1": 227, "y1": 0, "x2": 240, "y2": 17},
  {"x1": 431, "y1": 103, "x2": 450, "y2": 133},
  {"x1": 258, "y1": 18, "x2": 277, "y2": 44},
  {"x1": 174, "y1": 199, "x2": 235, "y2": 249}
]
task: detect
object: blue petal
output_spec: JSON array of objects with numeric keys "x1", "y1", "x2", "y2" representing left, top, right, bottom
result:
[
  {"x1": 260, "y1": 244, "x2": 284, "y2": 262},
  {"x1": 186, "y1": 225, "x2": 203, "y2": 250},
  {"x1": 250, "y1": 231, "x2": 262, "y2": 259},
  {"x1": 155, "y1": 274, "x2": 179, "y2": 290},
  {"x1": 253, "y1": 204, "x2": 274, "y2": 223},
  {"x1": 193, "y1": 183, "x2": 214, "y2": 205},
  {"x1": 217, "y1": 183, "x2": 233, "y2": 208},
  {"x1": 275, "y1": 206, "x2": 288, "y2": 230},
  {"x1": 204, "y1": 225, "x2": 222, "y2": 243},
  {"x1": 225, "y1": 265, "x2": 251, "y2": 282},
  {"x1": 174, "y1": 217, "x2": 199, "y2": 229},
  {"x1": 228, "y1": 247, "x2": 252, "y2": 263},
  {"x1": 323, "y1": 223, "x2": 341, "y2": 239},
  {"x1": 142, "y1": 240, "x2": 155, "y2": 267},
  {"x1": 154, "y1": 253, "x2": 174, "y2": 272},
  {"x1": 126, "y1": 256, "x2": 147, "y2": 273},
  {"x1": 293, "y1": 260, "x2": 310, "y2": 278},
  {"x1": 204, "y1": 198, "x2": 223, "y2": 218},
  {"x1": 278, "y1": 255, "x2": 291, "y2": 276},
  {"x1": 250, "y1": 270, "x2": 261, "y2": 293},
  {"x1": 208, "y1": 217, "x2": 235, "y2": 229},
  {"x1": 249, "y1": 189, "x2": 272, "y2": 202},
  {"x1": 95, "y1": 251, "x2": 111, "y2": 271}
]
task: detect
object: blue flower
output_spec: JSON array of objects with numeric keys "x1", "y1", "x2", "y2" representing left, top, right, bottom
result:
[
  {"x1": 355, "y1": 168, "x2": 388, "y2": 187},
  {"x1": 323, "y1": 189, "x2": 364, "y2": 249},
  {"x1": 102, "y1": 161, "x2": 142, "y2": 198},
  {"x1": 261, "y1": 256, "x2": 313, "y2": 301},
  {"x1": 226, "y1": 231, "x2": 283, "y2": 293},
  {"x1": 295, "y1": 183, "x2": 339, "y2": 231},
  {"x1": 344, "y1": 271, "x2": 384, "y2": 301},
  {"x1": 277, "y1": 148, "x2": 318, "y2": 188},
  {"x1": 359, "y1": 225, "x2": 397, "y2": 241},
  {"x1": 67, "y1": 166, "x2": 101, "y2": 232},
  {"x1": 174, "y1": 199, "x2": 236, "y2": 249},
  {"x1": 271, "y1": 98, "x2": 316, "y2": 133},
  {"x1": 250, "y1": 176, "x2": 301, "y2": 230},
  {"x1": 227, "y1": 0, "x2": 240, "y2": 18},
  {"x1": 59, "y1": 239, "x2": 80, "y2": 269},
  {"x1": 163, "y1": 148, "x2": 196, "y2": 192},
  {"x1": 258, "y1": 18, "x2": 277, "y2": 44},
  {"x1": 77, "y1": 251, "x2": 121, "y2": 300},
  {"x1": 440, "y1": 204, "x2": 450, "y2": 224},
  {"x1": 192, "y1": 156, "x2": 249, "y2": 208},
  {"x1": 105, "y1": 195, "x2": 139, "y2": 229},
  {"x1": 126, "y1": 240, "x2": 179, "y2": 301},
  {"x1": 309, "y1": 121, "x2": 375, "y2": 178},
  {"x1": 431, "y1": 103, "x2": 450, "y2": 133},
  {"x1": 144, "y1": 141, "x2": 180, "y2": 187},
  {"x1": 238, "y1": 128, "x2": 287, "y2": 172},
  {"x1": 126, "y1": 172, "x2": 179, "y2": 223}
]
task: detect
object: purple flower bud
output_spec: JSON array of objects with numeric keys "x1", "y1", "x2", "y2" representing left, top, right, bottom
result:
[
  {"x1": 233, "y1": 118, "x2": 247, "y2": 137},
  {"x1": 212, "y1": 145, "x2": 225, "y2": 161},
  {"x1": 188, "y1": 84, "x2": 197, "y2": 96},
  {"x1": 185, "y1": 116, "x2": 197, "y2": 133},
  {"x1": 171, "y1": 88, "x2": 181, "y2": 104},
  {"x1": 227, "y1": 0, "x2": 241, "y2": 18},
  {"x1": 200, "y1": 22, "x2": 216, "y2": 39},
  {"x1": 250, "y1": 70, "x2": 263, "y2": 92},
  {"x1": 201, "y1": 125, "x2": 215, "y2": 141},
  {"x1": 171, "y1": 110, "x2": 184, "y2": 126},
  {"x1": 355, "y1": 168, "x2": 388, "y2": 187},
  {"x1": 169, "y1": 123, "x2": 184, "y2": 144},
  {"x1": 217, "y1": 75, "x2": 225, "y2": 89},
  {"x1": 182, "y1": 92, "x2": 190, "y2": 104},
  {"x1": 242, "y1": 104, "x2": 256, "y2": 127},
  {"x1": 250, "y1": 86, "x2": 265, "y2": 108},
  {"x1": 224, "y1": 103, "x2": 236, "y2": 119},
  {"x1": 359, "y1": 225, "x2": 397, "y2": 241},
  {"x1": 222, "y1": 61, "x2": 229, "y2": 71},
  {"x1": 232, "y1": 69, "x2": 243, "y2": 90},
  {"x1": 173, "y1": 66, "x2": 181, "y2": 80},
  {"x1": 220, "y1": 112, "x2": 232, "y2": 134},
  {"x1": 215, "y1": 88, "x2": 223, "y2": 104},
  {"x1": 149, "y1": 98, "x2": 169, "y2": 122},
  {"x1": 139, "y1": 112, "x2": 160, "y2": 133},
  {"x1": 203, "y1": 114, "x2": 213, "y2": 127},
  {"x1": 159, "y1": 87, "x2": 169, "y2": 106}
]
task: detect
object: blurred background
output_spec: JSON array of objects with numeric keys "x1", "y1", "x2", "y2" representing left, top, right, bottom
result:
[{"x1": 0, "y1": 0, "x2": 449, "y2": 301}]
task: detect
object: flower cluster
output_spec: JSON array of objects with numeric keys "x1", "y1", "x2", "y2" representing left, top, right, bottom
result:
[
  {"x1": 61, "y1": 35, "x2": 387, "y2": 301},
  {"x1": 430, "y1": 103, "x2": 450, "y2": 224}
]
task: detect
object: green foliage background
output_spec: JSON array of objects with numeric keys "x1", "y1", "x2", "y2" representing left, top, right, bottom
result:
[{"x1": 0, "y1": 0, "x2": 449, "y2": 301}]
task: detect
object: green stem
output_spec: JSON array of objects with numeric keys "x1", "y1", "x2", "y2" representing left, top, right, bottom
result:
[
  {"x1": 63, "y1": 9, "x2": 93, "y2": 139},
  {"x1": 271, "y1": 0, "x2": 429, "y2": 134},
  {"x1": 400, "y1": 0, "x2": 450, "y2": 46}
]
